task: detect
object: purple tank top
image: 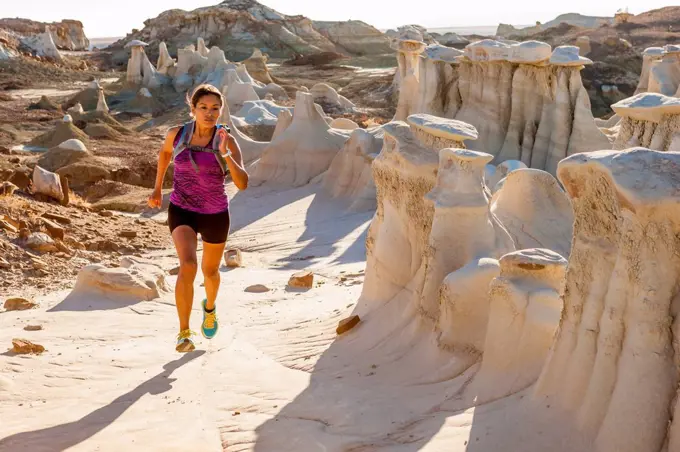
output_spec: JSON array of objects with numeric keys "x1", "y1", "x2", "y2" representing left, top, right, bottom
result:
[{"x1": 169, "y1": 127, "x2": 229, "y2": 214}]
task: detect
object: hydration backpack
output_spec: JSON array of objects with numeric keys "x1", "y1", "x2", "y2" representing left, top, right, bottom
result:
[{"x1": 171, "y1": 121, "x2": 231, "y2": 175}]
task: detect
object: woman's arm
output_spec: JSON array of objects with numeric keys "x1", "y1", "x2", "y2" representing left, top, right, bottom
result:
[
  {"x1": 148, "y1": 126, "x2": 180, "y2": 207},
  {"x1": 219, "y1": 129, "x2": 249, "y2": 190}
]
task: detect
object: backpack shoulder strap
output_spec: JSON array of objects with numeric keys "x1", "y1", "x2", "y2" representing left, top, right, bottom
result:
[{"x1": 171, "y1": 121, "x2": 194, "y2": 161}]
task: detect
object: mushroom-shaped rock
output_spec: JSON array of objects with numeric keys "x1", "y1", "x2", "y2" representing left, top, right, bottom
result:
[
  {"x1": 635, "y1": 47, "x2": 665, "y2": 94},
  {"x1": 406, "y1": 113, "x2": 478, "y2": 150},
  {"x1": 508, "y1": 40, "x2": 552, "y2": 64},
  {"x1": 611, "y1": 92, "x2": 680, "y2": 123},
  {"x1": 549, "y1": 45, "x2": 592, "y2": 66},
  {"x1": 470, "y1": 248, "x2": 567, "y2": 403},
  {"x1": 491, "y1": 168, "x2": 574, "y2": 258},
  {"x1": 464, "y1": 39, "x2": 511, "y2": 61},
  {"x1": 531, "y1": 148, "x2": 680, "y2": 452},
  {"x1": 361, "y1": 121, "x2": 440, "y2": 303},
  {"x1": 420, "y1": 148, "x2": 514, "y2": 321},
  {"x1": 423, "y1": 44, "x2": 463, "y2": 63},
  {"x1": 252, "y1": 91, "x2": 352, "y2": 187}
]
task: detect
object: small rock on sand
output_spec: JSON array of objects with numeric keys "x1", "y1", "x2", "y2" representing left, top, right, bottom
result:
[
  {"x1": 24, "y1": 324, "x2": 43, "y2": 331},
  {"x1": 336, "y1": 315, "x2": 361, "y2": 335},
  {"x1": 245, "y1": 284, "x2": 271, "y2": 293},
  {"x1": 4, "y1": 297, "x2": 37, "y2": 311},
  {"x1": 224, "y1": 249, "x2": 242, "y2": 267},
  {"x1": 26, "y1": 232, "x2": 58, "y2": 253},
  {"x1": 119, "y1": 230, "x2": 137, "y2": 238},
  {"x1": 12, "y1": 338, "x2": 45, "y2": 354},
  {"x1": 288, "y1": 270, "x2": 314, "y2": 289}
]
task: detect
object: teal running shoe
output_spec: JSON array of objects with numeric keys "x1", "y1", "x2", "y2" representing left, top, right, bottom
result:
[{"x1": 201, "y1": 299, "x2": 218, "y2": 339}]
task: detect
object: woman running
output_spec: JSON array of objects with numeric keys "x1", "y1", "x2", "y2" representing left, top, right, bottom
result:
[{"x1": 148, "y1": 83, "x2": 249, "y2": 352}]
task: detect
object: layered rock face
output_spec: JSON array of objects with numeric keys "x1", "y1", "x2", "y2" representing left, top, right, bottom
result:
[
  {"x1": 312, "y1": 20, "x2": 392, "y2": 55},
  {"x1": 111, "y1": 0, "x2": 391, "y2": 61},
  {"x1": 533, "y1": 148, "x2": 680, "y2": 452},
  {"x1": 611, "y1": 92, "x2": 680, "y2": 152},
  {"x1": 356, "y1": 121, "x2": 680, "y2": 449},
  {"x1": 0, "y1": 18, "x2": 89, "y2": 50},
  {"x1": 394, "y1": 38, "x2": 610, "y2": 174}
]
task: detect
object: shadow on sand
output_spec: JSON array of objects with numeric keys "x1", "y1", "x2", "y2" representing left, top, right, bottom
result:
[{"x1": 0, "y1": 352, "x2": 205, "y2": 452}]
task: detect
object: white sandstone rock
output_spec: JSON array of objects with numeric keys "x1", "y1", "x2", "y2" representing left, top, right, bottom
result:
[
  {"x1": 549, "y1": 45, "x2": 592, "y2": 66},
  {"x1": 252, "y1": 91, "x2": 352, "y2": 186},
  {"x1": 329, "y1": 118, "x2": 360, "y2": 130},
  {"x1": 32, "y1": 166, "x2": 63, "y2": 202}
]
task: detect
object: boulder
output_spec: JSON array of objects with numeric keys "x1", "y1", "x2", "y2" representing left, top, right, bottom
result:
[
  {"x1": 32, "y1": 165, "x2": 63, "y2": 201},
  {"x1": 288, "y1": 270, "x2": 314, "y2": 288},
  {"x1": 4, "y1": 297, "x2": 37, "y2": 311},
  {"x1": 70, "y1": 263, "x2": 166, "y2": 301}
]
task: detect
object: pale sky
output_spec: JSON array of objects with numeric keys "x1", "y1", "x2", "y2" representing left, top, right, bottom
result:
[{"x1": 1, "y1": 0, "x2": 672, "y2": 38}]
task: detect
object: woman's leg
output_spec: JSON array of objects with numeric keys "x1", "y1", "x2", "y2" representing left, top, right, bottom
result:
[
  {"x1": 201, "y1": 241, "x2": 227, "y2": 311},
  {"x1": 172, "y1": 225, "x2": 199, "y2": 331}
]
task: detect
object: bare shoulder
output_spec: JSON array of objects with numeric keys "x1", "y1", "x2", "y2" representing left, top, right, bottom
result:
[
  {"x1": 160, "y1": 125, "x2": 183, "y2": 153},
  {"x1": 166, "y1": 125, "x2": 182, "y2": 142}
]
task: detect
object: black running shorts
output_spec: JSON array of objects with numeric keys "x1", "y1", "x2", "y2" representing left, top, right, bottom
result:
[{"x1": 168, "y1": 202, "x2": 231, "y2": 244}]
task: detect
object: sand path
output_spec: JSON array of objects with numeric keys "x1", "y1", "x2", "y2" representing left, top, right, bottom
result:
[{"x1": 0, "y1": 182, "x2": 586, "y2": 451}]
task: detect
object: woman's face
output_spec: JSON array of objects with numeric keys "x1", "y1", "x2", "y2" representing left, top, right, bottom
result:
[{"x1": 192, "y1": 94, "x2": 222, "y2": 127}]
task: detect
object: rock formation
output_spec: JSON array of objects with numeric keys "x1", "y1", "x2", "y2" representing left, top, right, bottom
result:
[
  {"x1": 156, "y1": 42, "x2": 176, "y2": 75},
  {"x1": 312, "y1": 20, "x2": 392, "y2": 55},
  {"x1": 322, "y1": 126, "x2": 384, "y2": 211},
  {"x1": 125, "y1": 40, "x2": 163, "y2": 88},
  {"x1": 251, "y1": 91, "x2": 352, "y2": 186},
  {"x1": 532, "y1": 148, "x2": 680, "y2": 452},
  {"x1": 111, "y1": 0, "x2": 392, "y2": 61},
  {"x1": 243, "y1": 48, "x2": 274, "y2": 84},
  {"x1": 310, "y1": 83, "x2": 355, "y2": 111},
  {"x1": 635, "y1": 47, "x2": 665, "y2": 94},
  {"x1": 0, "y1": 18, "x2": 89, "y2": 50},
  {"x1": 393, "y1": 36, "x2": 610, "y2": 174},
  {"x1": 28, "y1": 115, "x2": 89, "y2": 149},
  {"x1": 218, "y1": 99, "x2": 268, "y2": 164},
  {"x1": 70, "y1": 259, "x2": 168, "y2": 302},
  {"x1": 646, "y1": 45, "x2": 680, "y2": 97},
  {"x1": 611, "y1": 92, "x2": 680, "y2": 151},
  {"x1": 496, "y1": 13, "x2": 614, "y2": 38},
  {"x1": 19, "y1": 28, "x2": 63, "y2": 61},
  {"x1": 490, "y1": 168, "x2": 574, "y2": 258}
]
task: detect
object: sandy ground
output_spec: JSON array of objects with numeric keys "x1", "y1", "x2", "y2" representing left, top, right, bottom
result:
[{"x1": 0, "y1": 180, "x2": 591, "y2": 452}]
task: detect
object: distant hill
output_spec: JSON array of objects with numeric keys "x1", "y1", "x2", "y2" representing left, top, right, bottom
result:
[
  {"x1": 108, "y1": 0, "x2": 393, "y2": 62},
  {"x1": 497, "y1": 12, "x2": 614, "y2": 38}
]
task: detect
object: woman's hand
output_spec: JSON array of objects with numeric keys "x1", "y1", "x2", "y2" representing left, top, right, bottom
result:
[
  {"x1": 218, "y1": 128, "x2": 249, "y2": 190},
  {"x1": 147, "y1": 187, "x2": 162, "y2": 208}
]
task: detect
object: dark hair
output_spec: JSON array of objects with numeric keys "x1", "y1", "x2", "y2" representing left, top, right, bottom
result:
[{"x1": 187, "y1": 83, "x2": 223, "y2": 109}]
